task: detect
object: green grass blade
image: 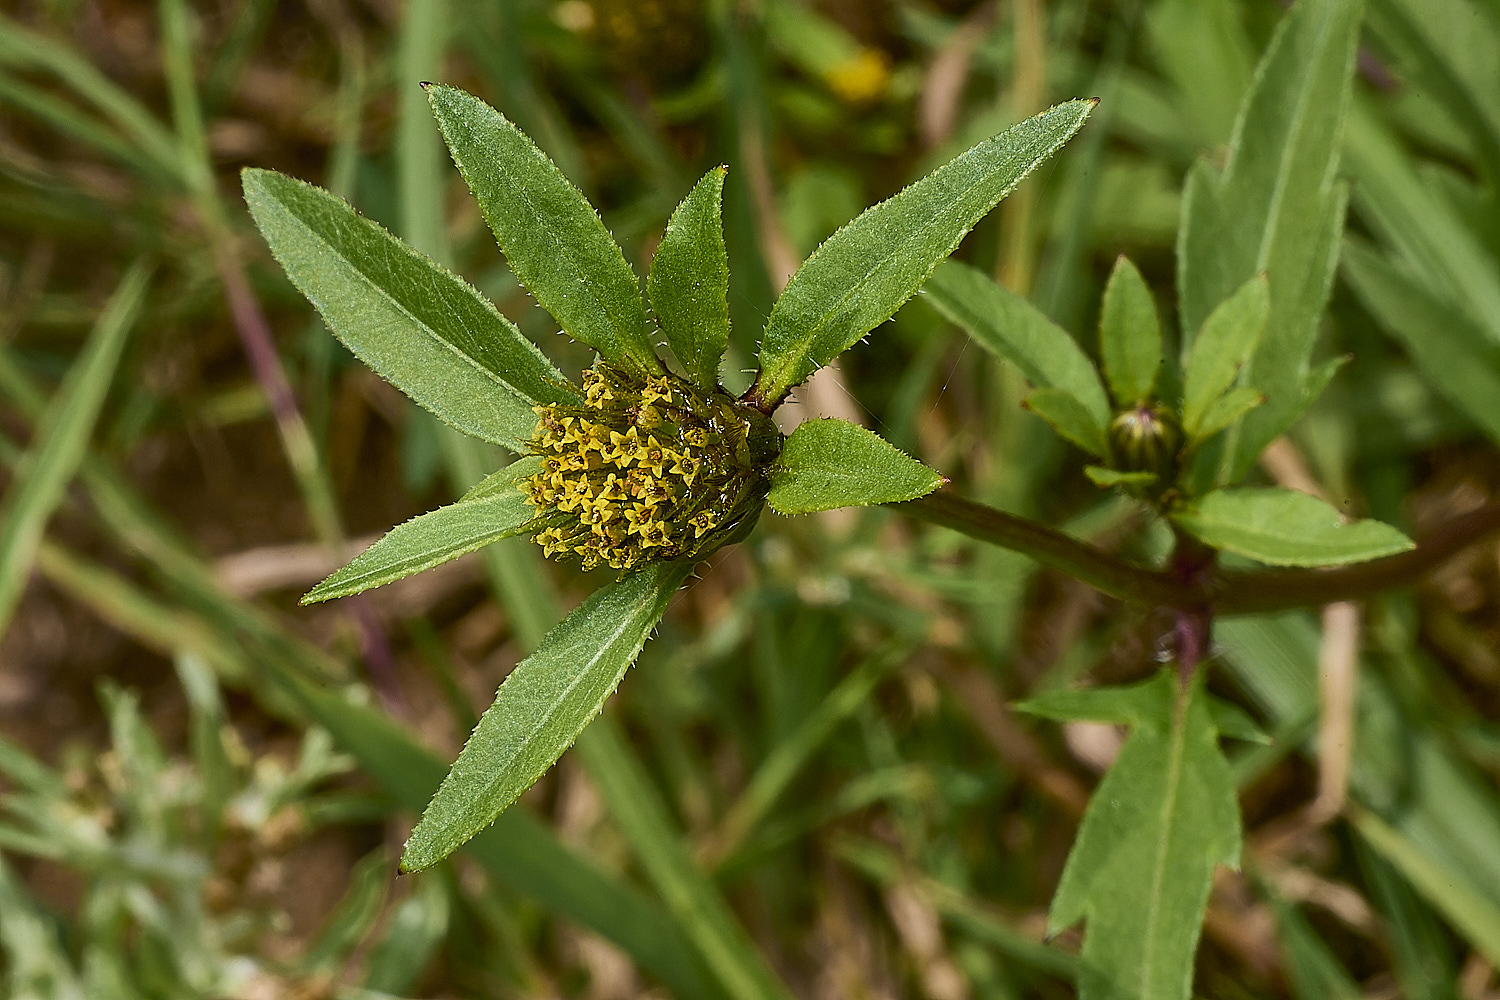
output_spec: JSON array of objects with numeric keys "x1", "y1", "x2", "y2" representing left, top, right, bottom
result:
[
  {"x1": 0, "y1": 260, "x2": 148, "y2": 635},
  {"x1": 1172, "y1": 487, "x2": 1414, "y2": 566},
  {"x1": 273, "y1": 658, "x2": 722, "y2": 1000},
  {"x1": 1099, "y1": 255, "x2": 1162, "y2": 407},
  {"x1": 1341, "y1": 238, "x2": 1500, "y2": 445},
  {"x1": 1270, "y1": 897, "x2": 1363, "y2": 1000},
  {"x1": 650, "y1": 166, "x2": 732, "y2": 391},
  {"x1": 1344, "y1": 102, "x2": 1500, "y2": 346},
  {"x1": 575, "y1": 716, "x2": 795, "y2": 1000},
  {"x1": 34, "y1": 529, "x2": 723, "y2": 1000},
  {"x1": 924, "y1": 259, "x2": 1110, "y2": 426},
  {"x1": 1176, "y1": 0, "x2": 1360, "y2": 478},
  {"x1": 1363, "y1": 0, "x2": 1500, "y2": 207},
  {"x1": 242, "y1": 168, "x2": 578, "y2": 450},
  {"x1": 301, "y1": 848, "x2": 390, "y2": 971},
  {"x1": 0, "y1": 71, "x2": 167, "y2": 180},
  {"x1": 704, "y1": 648, "x2": 899, "y2": 866},
  {"x1": 302, "y1": 457, "x2": 543, "y2": 603},
  {"x1": 395, "y1": 0, "x2": 449, "y2": 263},
  {"x1": 767, "y1": 419, "x2": 943, "y2": 514},
  {"x1": 363, "y1": 875, "x2": 449, "y2": 995},
  {"x1": 0, "y1": 855, "x2": 84, "y2": 997},
  {"x1": 426, "y1": 84, "x2": 659, "y2": 378},
  {"x1": 752, "y1": 99, "x2": 1096, "y2": 405},
  {"x1": 0, "y1": 16, "x2": 181, "y2": 177},
  {"x1": 834, "y1": 836, "x2": 1079, "y2": 980},
  {"x1": 1219, "y1": 613, "x2": 1500, "y2": 960},
  {"x1": 401, "y1": 561, "x2": 693, "y2": 872},
  {"x1": 1352, "y1": 807, "x2": 1500, "y2": 967}
]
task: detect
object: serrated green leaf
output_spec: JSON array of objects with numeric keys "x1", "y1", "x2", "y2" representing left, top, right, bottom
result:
[
  {"x1": 1024, "y1": 388, "x2": 1109, "y2": 458},
  {"x1": 1084, "y1": 466, "x2": 1158, "y2": 490},
  {"x1": 1049, "y1": 671, "x2": 1241, "y2": 1000},
  {"x1": 752, "y1": 99, "x2": 1095, "y2": 404},
  {"x1": 1343, "y1": 238, "x2": 1500, "y2": 446},
  {"x1": 1190, "y1": 386, "x2": 1265, "y2": 445},
  {"x1": 926, "y1": 260, "x2": 1110, "y2": 426},
  {"x1": 401, "y1": 561, "x2": 692, "y2": 872},
  {"x1": 1176, "y1": 0, "x2": 1360, "y2": 479},
  {"x1": 767, "y1": 418, "x2": 942, "y2": 514},
  {"x1": 302, "y1": 458, "x2": 544, "y2": 604},
  {"x1": 0, "y1": 260, "x2": 146, "y2": 636},
  {"x1": 1181, "y1": 276, "x2": 1268, "y2": 439},
  {"x1": 1172, "y1": 487, "x2": 1414, "y2": 567},
  {"x1": 650, "y1": 167, "x2": 731, "y2": 392},
  {"x1": 1099, "y1": 255, "x2": 1162, "y2": 407},
  {"x1": 426, "y1": 84, "x2": 660, "y2": 378},
  {"x1": 242, "y1": 168, "x2": 577, "y2": 451}
]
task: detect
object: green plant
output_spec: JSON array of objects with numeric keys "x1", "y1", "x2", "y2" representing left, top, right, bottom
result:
[
  {"x1": 243, "y1": 83, "x2": 1093, "y2": 874},
  {"x1": 234, "y1": 1, "x2": 1500, "y2": 992},
  {"x1": 0, "y1": 0, "x2": 1472, "y2": 994}
]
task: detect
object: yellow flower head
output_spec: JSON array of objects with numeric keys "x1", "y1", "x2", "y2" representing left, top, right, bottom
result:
[{"x1": 522, "y1": 365, "x2": 780, "y2": 572}]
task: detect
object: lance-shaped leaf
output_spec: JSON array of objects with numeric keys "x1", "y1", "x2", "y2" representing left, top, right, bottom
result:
[
  {"x1": 242, "y1": 169, "x2": 577, "y2": 451},
  {"x1": 303, "y1": 459, "x2": 544, "y2": 604},
  {"x1": 1171, "y1": 487, "x2": 1414, "y2": 567},
  {"x1": 1041, "y1": 671, "x2": 1241, "y2": 1000},
  {"x1": 752, "y1": 99, "x2": 1095, "y2": 404},
  {"x1": 1180, "y1": 275, "x2": 1269, "y2": 439},
  {"x1": 401, "y1": 561, "x2": 693, "y2": 872},
  {"x1": 426, "y1": 84, "x2": 661, "y2": 379},
  {"x1": 1176, "y1": 0, "x2": 1360, "y2": 479},
  {"x1": 767, "y1": 419, "x2": 943, "y2": 514},
  {"x1": 1025, "y1": 388, "x2": 1110, "y2": 458},
  {"x1": 650, "y1": 167, "x2": 731, "y2": 392},
  {"x1": 1099, "y1": 255, "x2": 1162, "y2": 407},
  {"x1": 925, "y1": 259, "x2": 1111, "y2": 427}
]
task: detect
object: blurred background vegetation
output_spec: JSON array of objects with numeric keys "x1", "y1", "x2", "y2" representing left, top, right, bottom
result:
[{"x1": 0, "y1": 0, "x2": 1499, "y2": 997}]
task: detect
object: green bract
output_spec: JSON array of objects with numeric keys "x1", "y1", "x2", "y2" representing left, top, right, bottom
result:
[{"x1": 243, "y1": 85, "x2": 1091, "y2": 869}]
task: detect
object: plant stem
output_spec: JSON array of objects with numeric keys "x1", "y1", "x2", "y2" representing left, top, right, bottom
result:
[
  {"x1": 894, "y1": 489, "x2": 1500, "y2": 617},
  {"x1": 1213, "y1": 498, "x2": 1500, "y2": 614},
  {"x1": 895, "y1": 491, "x2": 1195, "y2": 607}
]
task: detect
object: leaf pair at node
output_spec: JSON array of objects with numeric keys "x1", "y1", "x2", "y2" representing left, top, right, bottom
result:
[
  {"x1": 244, "y1": 83, "x2": 1096, "y2": 871},
  {"x1": 926, "y1": 251, "x2": 1412, "y2": 568}
]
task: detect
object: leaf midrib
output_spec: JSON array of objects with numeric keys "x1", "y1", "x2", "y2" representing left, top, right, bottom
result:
[
  {"x1": 322, "y1": 498, "x2": 533, "y2": 594},
  {"x1": 450, "y1": 577, "x2": 660, "y2": 831},
  {"x1": 446, "y1": 109, "x2": 645, "y2": 370},
  {"x1": 281, "y1": 193, "x2": 552, "y2": 408},
  {"x1": 763, "y1": 124, "x2": 1073, "y2": 393},
  {"x1": 1138, "y1": 690, "x2": 1190, "y2": 998}
]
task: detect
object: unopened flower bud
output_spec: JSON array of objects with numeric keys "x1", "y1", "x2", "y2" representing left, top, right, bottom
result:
[{"x1": 1108, "y1": 402, "x2": 1182, "y2": 482}]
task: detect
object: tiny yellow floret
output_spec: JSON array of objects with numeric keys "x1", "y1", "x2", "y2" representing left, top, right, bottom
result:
[{"x1": 522, "y1": 366, "x2": 780, "y2": 571}]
